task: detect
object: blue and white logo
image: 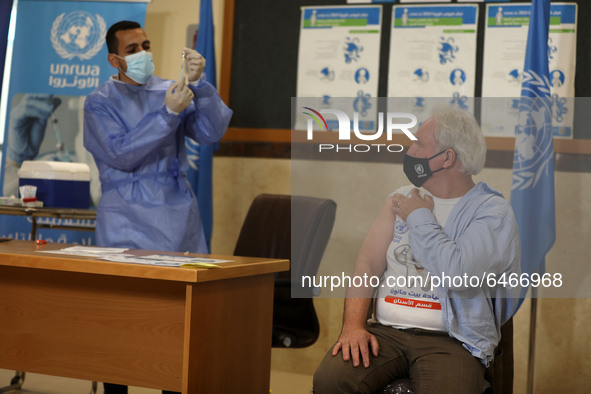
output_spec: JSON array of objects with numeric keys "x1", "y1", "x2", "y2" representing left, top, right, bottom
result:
[
  {"x1": 320, "y1": 67, "x2": 335, "y2": 81},
  {"x1": 450, "y1": 69, "x2": 466, "y2": 86},
  {"x1": 508, "y1": 69, "x2": 522, "y2": 84},
  {"x1": 413, "y1": 68, "x2": 429, "y2": 83},
  {"x1": 450, "y1": 92, "x2": 468, "y2": 110},
  {"x1": 551, "y1": 94, "x2": 567, "y2": 123},
  {"x1": 186, "y1": 138, "x2": 201, "y2": 171},
  {"x1": 550, "y1": 69, "x2": 565, "y2": 88},
  {"x1": 394, "y1": 218, "x2": 409, "y2": 235},
  {"x1": 355, "y1": 68, "x2": 370, "y2": 84},
  {"x1": 51, "y1": 11, "x2": 106, "y2": 60},
  {"x1": 438, "y1": 37, "x2": 458, "y2": 65},
  {"x1": 547, "y1": 37, "x2": 558, "y2": 61},
  {"x1": 344, "y1": 37, "x2": 363, "y2": 64},
  {"x1": 353, "y1": 90, "x2": 371, "y2": 117},
  {"x1": 512, "y1": 71, "x2": 553, "y2": 191}
]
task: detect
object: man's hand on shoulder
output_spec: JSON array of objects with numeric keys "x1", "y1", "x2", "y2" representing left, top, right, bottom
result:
[
  {"x1": 391, "y1": 188, "x2": 434, "y2": 221},
  {"x1": 332, "y1": 326, "x2": 379, "y2": 368}
]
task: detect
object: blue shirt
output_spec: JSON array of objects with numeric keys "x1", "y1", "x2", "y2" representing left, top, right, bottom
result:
[{"x1": 406, "y1": 182, "x2": 521, "y2": 366}]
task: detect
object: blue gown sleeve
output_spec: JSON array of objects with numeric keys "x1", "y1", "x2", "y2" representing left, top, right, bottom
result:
[
  {"x1": 83, "y1": 94, "x2": 181, "y2": 172},
  {"x1": 183, "y1": 80, "x2": 232, "y2": 144}
]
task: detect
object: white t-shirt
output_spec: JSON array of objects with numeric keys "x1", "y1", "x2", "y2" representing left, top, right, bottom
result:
[{"x1": 375, "y1": 186, "x2": 461, "y2": 331}]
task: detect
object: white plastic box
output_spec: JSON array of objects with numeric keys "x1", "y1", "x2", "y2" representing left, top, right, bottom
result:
[{"x1": 18, "y1": 161, "x2": 90, "y2": 208}]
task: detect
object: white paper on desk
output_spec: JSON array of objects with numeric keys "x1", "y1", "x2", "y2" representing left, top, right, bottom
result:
[
  {"x1": 141, "y1": 254, "x2": 233, "y2": 264},
  {"x1": 38, "y1": 246, "x2": 129, "y2": 257},
  {"x1": 38, "y1": 247, "x2": 233, "y2": 267},
  {"x1": 100, "y1": 255, "x2": 184, "y2": 267}
]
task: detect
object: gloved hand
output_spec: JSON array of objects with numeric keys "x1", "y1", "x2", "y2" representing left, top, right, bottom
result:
[
  {"x1": 165, "y1": 77, "x2": 194, "y2": 114},
  {"x1": 182, "y1": 47, "x2": 206, "y2": 83},
  {"x1": 7, "y1": 94, "x2": 61, "y2": 165}
]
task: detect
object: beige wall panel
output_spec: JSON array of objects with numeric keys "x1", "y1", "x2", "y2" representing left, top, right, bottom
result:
[{"x1": 146, "y1": 0, "x2": 225, "y2": 85}]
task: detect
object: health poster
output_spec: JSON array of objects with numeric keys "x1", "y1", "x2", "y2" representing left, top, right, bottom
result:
[
  {"x1": 481, "y1": 3, "x2": 577, "y2": 138},
  {"x1": 387, "y1": 4, "x2": 479, "y2": 118},
  {"x1": 295, "y1": 6, "x2": 382, "y2": 131}
]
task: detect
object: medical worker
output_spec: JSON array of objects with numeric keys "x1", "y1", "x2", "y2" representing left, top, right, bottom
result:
[
  {"x1": 83, "y1": 21, "x2": 231, "y2": 393},
  {"x1": 84, "y1": 20, "x2": 231, "y2": 253}
]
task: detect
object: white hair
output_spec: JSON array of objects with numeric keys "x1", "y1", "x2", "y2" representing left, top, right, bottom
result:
[{"x1": 432, "y1": 106, "x2": 487, "y2": 175}]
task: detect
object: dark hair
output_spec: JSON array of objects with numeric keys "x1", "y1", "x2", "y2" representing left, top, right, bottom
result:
[{"x1": 106, "y1": 21, "x2": 142, "y2": 54}]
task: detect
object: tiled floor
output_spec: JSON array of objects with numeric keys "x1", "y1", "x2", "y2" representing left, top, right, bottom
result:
[{"x1": 0, "y1": 369, "x2": 313, "y2": 394}]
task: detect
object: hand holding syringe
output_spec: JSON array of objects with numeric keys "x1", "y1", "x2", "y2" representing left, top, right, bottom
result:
[
  {"x1": 164, "y1": 50, "x2": 199, "y2": 114},
  {"x1": 180, "y1": 47, "x2": 206, "y2": 83}
]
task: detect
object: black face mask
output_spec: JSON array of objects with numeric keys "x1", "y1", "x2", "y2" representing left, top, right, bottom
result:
[{"x1": 403, "y1": 150, "x2": 448, "y2": 187}]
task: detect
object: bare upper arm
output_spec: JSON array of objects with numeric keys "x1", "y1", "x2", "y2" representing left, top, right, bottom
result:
[{"x1": 352, "y1": 197, "x2": 397, "y2": 278}]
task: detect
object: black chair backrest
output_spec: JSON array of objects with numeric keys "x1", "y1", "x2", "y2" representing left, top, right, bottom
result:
[
  {"x1": 234, "y1": 194, "x2": 336, "y2": 286},
  {"x1": 234, "y1": 194, "x2": 292, "y2": 261},
  {"x1": 234, "y1": 194, "x2": 337, "y2": 347}
]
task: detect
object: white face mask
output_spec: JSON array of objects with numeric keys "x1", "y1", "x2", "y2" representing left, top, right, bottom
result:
[{"x1": 116, "y1": 51, "x2": 154, "y2": 84}]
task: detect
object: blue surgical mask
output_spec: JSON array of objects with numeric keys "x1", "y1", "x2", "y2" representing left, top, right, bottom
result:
[{"x1": 117, "y1": 51, "x2": 154, "y2": 84}]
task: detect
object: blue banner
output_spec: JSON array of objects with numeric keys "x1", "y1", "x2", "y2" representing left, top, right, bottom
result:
[
  {"x1": 510, "y1": 0, "x2": 556, "y2": 299},
  {"x1": 0, "y1": 0, "x2": 147, "y2": 244},
  {"x1": 185, "y1": 0, "x2": 219, "y2": 252}
]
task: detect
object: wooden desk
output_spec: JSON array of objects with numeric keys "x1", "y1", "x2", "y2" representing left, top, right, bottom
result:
[{"x1": 0, "y1": 240, "x2": 289, "y2": 393}]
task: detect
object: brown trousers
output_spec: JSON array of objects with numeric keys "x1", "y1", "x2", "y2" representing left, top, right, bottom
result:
[{"x1": 313, "y1": 323, "x2": 485, "y2": 394}]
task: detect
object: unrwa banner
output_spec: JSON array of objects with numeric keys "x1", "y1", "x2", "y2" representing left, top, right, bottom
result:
[{"x1": 0, "y1": 0, "x2": 148, "y2": 244}]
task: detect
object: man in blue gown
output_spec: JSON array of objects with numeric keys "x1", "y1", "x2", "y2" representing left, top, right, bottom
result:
[
  {"x1": 84, "y1": 21, "x2": 231, "y2": 254},
  {"x1": 83, "y1": 20, "x2": 232, "y2": 394}
]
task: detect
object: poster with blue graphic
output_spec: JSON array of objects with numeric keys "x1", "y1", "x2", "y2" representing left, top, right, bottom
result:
[
  {"x1": 0, "y1": 0, "x2": 147, "y2": 244},
  {"x1": 387, "y1": 4, "x2": 479, "y2": 124},
  {"x1": 481, "y1": 3, "x2": 577, "y2": 138},
  {"x1": 295, "y1": 6, "x2": 382, "y2": 132}
]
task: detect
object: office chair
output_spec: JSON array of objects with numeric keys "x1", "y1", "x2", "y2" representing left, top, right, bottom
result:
[{"x1": 234, "y1": 194, "x2": 336, "y2": 348}]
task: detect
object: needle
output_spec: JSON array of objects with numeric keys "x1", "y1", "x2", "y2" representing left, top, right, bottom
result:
[{"x1": 180, "y1": 51, "x2": 185, "y2": 82}]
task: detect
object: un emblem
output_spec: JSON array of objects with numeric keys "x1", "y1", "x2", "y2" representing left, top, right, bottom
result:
[
  {"x1": 51, "y1": 11, "x2": 106, "y2": 60},
  {"x1": 512, "y1": 70, "x2": 553, "y2": 191}
]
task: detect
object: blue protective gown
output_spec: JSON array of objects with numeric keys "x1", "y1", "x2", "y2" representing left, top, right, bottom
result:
[{"x1": 83, "y1": 75, "x2": 232, "y2": 253}]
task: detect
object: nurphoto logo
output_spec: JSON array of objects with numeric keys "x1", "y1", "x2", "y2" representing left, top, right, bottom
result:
[{"x1": 302, "y1": 107, "x2": 418, "y2": 153}]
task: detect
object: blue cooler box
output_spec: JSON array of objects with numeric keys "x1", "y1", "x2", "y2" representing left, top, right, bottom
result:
[{"x1": 18, "y1": 161, "x2": 90, "y2": 209}]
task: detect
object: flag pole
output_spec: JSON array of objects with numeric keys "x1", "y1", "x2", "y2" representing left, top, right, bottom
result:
[{"x1": 526, "y1": 285, "x2": 538, "y2": 394}]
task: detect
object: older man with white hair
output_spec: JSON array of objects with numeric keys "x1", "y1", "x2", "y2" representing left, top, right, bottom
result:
[{"x1": 314, "y1": 107, "x2": 521, "y2": 394}]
